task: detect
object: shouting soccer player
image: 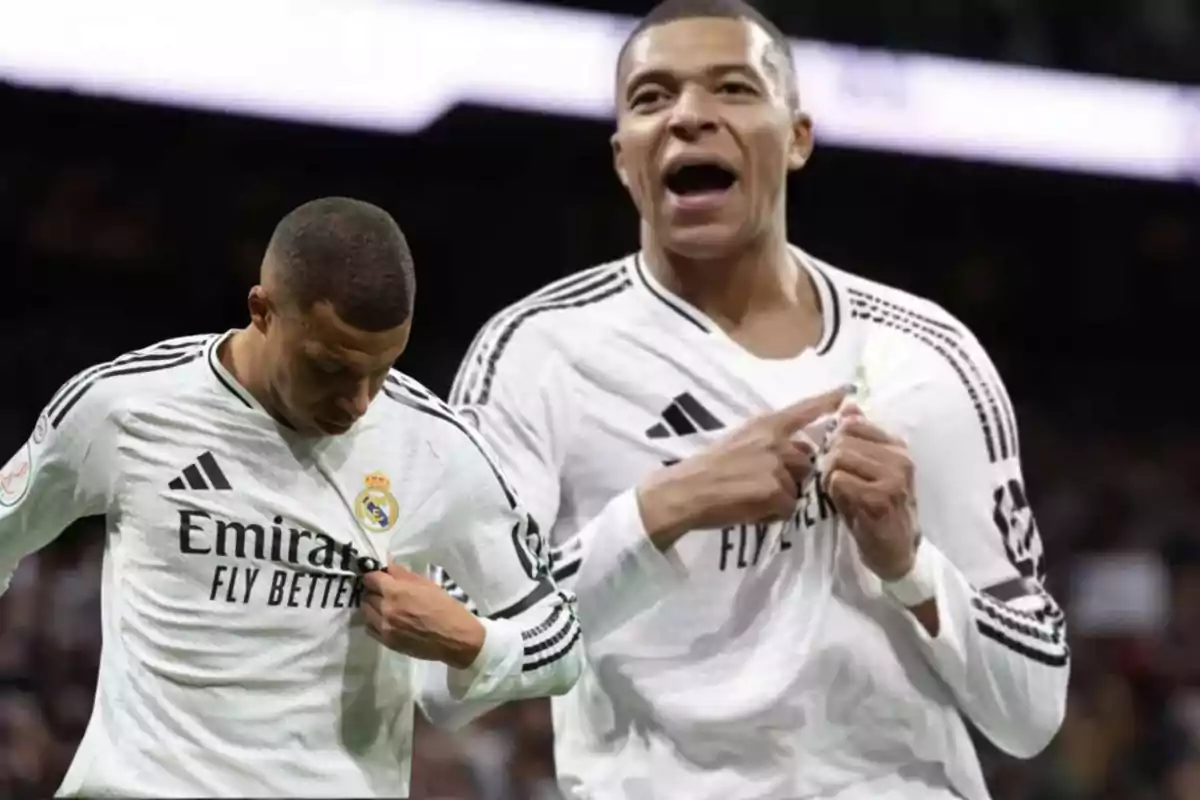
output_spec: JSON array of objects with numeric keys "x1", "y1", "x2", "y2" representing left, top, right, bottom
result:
[
  {"x1": 0, "y1": 197, "x2": 581, "y2": 798},
  {"x1": 443, "y1": 1, "x2": 1069, "y2": 798}
]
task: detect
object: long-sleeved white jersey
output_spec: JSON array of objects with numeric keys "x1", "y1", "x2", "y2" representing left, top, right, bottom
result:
[
  {"x1": 444, "y1": 249, "x2": 1070, "y2": 800},
  {"x1": 0, "y1": 331, "x2": 581, "y2": 798}
]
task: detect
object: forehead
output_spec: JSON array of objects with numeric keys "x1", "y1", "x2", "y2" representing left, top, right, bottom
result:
[
  {"x1": 620, "y1": 17, "x2": 779, "y2": 84},
  {"x1": 291, "y1": 301, "x2": 409, "y2": 370}
]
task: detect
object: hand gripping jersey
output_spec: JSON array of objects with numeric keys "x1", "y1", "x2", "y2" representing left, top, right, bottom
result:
[
  {"x1": 0, "y1": 331, "x2": 581, "y2": 798},
  {"x1": 444, "y1": 250, "x2": 1069, "y2": 800}
]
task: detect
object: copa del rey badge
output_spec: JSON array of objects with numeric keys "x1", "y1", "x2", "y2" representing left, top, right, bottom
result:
[
  {"x1": 0, "y1": 442, "x2": 32, "y2": 508},
  {"x1": 355, "y1": 471, "x2": 399, "y2": 534}
]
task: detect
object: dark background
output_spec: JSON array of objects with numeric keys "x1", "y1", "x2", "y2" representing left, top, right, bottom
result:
[{"x1": 1, "y1": 1, "x2": 1198, "y2": 798}]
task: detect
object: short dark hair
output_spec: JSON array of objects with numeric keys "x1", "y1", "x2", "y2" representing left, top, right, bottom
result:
[
  {"x1": 266, "y1": 197, "x2": 416, "y2": 332},
  {"x1": 617, "y1": 0, "x2": 799, "y2": 111}
]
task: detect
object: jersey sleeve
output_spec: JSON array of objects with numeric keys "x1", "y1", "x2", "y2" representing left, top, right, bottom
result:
[
  {"x1": 450, "y1": 317, "x2": 568, "y2": 539},
  {"x1": 0, "y1": 370, "x2": 119, "y2": 593},
  {"x1": 866, "y1": 321, "x2": 1069, "y2": 759},
  {"x1": 414, "y1": 410, "x2": 582, "y2": 727},
  {"x1": 447, "y1": 313, "x2": 683, "y2": 641}
]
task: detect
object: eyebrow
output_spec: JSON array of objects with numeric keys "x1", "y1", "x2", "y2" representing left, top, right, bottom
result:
[{"x1": 624, "y1": 63, "x2": 761, "y2": 101}]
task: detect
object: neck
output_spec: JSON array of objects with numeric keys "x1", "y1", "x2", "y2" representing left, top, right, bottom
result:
[
  {"x1": 641, "y1": 225, "x2": 820, "y2": 329},
  {"x1": 221, "y1": 328, "x2": 288, "y2": 425}
]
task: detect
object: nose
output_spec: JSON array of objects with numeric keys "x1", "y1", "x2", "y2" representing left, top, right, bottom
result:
[
  {"x1": 667, "y1": 86, "x2": 719, "y2": 142},
  {"x1": 337, "y1": 379, "x2": 372, "y2": 419}
]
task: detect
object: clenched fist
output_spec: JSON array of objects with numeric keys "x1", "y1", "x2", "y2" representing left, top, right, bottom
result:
[
  {"x1": 637, "y1": 386, "x2": 848, "y2": 550},
  {"x1": 821, "y1": 402, "x2": 920, "y2": 581}
]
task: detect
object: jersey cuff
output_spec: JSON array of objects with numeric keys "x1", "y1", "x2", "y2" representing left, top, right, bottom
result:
[
  {"x1": 881, "y1": 537, "x2": 939, "y2": 607},
  {"x1": 446, "y1": 616, "x2": 523, "y2": 700},
  {"x1": 887, "y1": 538, "x2": 971, "y2": 660}
]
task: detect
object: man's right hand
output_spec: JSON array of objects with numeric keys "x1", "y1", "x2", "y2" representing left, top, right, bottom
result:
[{"x1": 636, "y1": 387, "x2": 848, "y2": 551}]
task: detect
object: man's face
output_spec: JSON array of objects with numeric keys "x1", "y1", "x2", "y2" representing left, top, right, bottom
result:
[
  {"x1": 258, "y1": 296, "x2": 410, "y2": 436},
  {"x1": 611, "y1": 17, "x2": 811, "y2": 258}
]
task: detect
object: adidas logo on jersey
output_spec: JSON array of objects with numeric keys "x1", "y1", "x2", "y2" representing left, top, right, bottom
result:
[
  {"x1": 167, "y1": 451, "x2": 232, "y2": 491},
  {"x1": 645, "y1": 393, "x2": 724, "y2": 440}
]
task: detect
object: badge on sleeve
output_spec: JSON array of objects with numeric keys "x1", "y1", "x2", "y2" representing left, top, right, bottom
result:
[{"x1": 0, "y1": 442, "x2": 32, "y2": 507}]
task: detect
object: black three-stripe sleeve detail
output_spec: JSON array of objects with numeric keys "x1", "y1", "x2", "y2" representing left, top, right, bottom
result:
[
  {"x1": 50, "y1": 348, "x2": 204, "y2": 429},
  {"x1": 969, "y1": 592, "x2": 1069, "y2": 668},
  {"x1": 433, "y1": 567, "x2": 477, "y2": 613},
  {"x1": 451, "y1": 265, "x2": 625, "y2": 405},
  {"x1": 974, "y1": 622, "x2": 1068, "y2": 667},
  {"x1": 465, "y1": 272, "x2": 632, "y2": 406},
  {"x1": 849, "y1": 294, "x2": 1011, "y2": 463},
  {"x1": 437, "y1": 570, "x2": 578, "y2": 672},
  {"x1": 520, "y1": 595, "x2": 581, "y2": 672},
  {"x1": 44, "y1": 336, "x2": 209, "y2": 415},
  {"x1": 851, "y1": 289, "x2": 1018, "y2": 459}
]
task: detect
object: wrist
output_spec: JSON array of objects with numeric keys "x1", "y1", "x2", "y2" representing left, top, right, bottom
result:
[
  {"x1": 636, "y1": 466, "x2": 697, "y2": 551},
  {"x1": 881, "y1": 537, "x2": 939, "y2": 608},
  {"x1": 442, "y1": 610, "x2": 487, "y2": 671}
]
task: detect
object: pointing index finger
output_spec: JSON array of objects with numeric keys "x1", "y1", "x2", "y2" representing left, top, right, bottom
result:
[{"x1": 768, "y1": 386, "x2": 850, "y2": 435}]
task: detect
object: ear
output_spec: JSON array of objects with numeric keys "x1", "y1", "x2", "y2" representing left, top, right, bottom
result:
[
  {"x1": 610, "y1": 131, "x2": 630, "y2": 188},
  {"x1": 247, "y1": 285, "x2": 271, "y2": 335},
  {"x1": 787, "y1": 112, "x2": 814, "y2": 171}
]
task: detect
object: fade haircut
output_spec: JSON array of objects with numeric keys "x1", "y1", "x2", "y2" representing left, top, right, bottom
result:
[
  {"x1": 266, "y1": 197, "x2": 416, "y2": 332},
  {"x1": 617, "y1": 0, "x2": 800, "y2": 112}
]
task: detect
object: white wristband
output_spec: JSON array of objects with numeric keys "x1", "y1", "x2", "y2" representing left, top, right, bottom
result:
[{"x1": 882, "y1": 538, "x2": 939, "y2": 607}]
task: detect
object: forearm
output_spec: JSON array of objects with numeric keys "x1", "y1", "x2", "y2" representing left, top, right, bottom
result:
[
  {"x1": 418, "y1": 589, "x2": 581, "y2": 728},
  {"x1": 886, "y1": 540, "x2": 1070, "y2": 758},
  {"x1": 572, "y1": 489, "x2": 689, "y2": 641}
]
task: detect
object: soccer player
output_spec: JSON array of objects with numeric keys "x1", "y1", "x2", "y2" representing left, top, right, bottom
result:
[
  {"x1": 0, "y1": 197, "x2": 582, "y2": 798},
  {"x1": 440, "y1": 1, "x2": 1070, "y2": 798}
]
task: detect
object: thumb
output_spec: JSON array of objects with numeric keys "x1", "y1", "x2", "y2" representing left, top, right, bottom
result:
[{"x1": 386, "y1": 560, "x2": 416, "y2": 578}]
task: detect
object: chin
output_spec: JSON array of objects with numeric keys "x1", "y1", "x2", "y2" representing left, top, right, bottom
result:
[{"x1": 660, "y1": 222, "x2": 750, "y2": 260}]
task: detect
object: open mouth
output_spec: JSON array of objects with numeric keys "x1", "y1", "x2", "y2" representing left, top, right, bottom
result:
[{"x1": 664, "y1": 162, "x2": 738, "y2": 196}]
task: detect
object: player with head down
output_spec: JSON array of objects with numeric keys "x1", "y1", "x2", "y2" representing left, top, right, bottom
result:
[
  {"x1": 0, "y1": 197, "x2": 581, "y2": 797},
  {"x1": 441, "y1": 1, "x2": 1069, "y2": 798}
]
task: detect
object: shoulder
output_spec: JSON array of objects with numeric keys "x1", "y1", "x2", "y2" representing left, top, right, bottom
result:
[
  {"x1": 378, "y1": 371, "x2": 520, "y2": 505},
  {"x1": 41, "y1": 333, "x2": 216, "y2": 436},
  {"x1": 812, "y1": 253, "x2": 986, "y2": 377},
  {"x1": 807, "y1": 252, "x2": 968, "y2": 341},
  {"x1": 453, "y1": 256, "x2": 637, "y2": 398},
  {"x1": 810, "y1": 253, "x2": 1018, "y2": 458}
]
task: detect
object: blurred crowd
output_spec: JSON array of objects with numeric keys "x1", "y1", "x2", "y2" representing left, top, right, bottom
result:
[{"x1": 2, "y1": 1, "x2": 1199, "y2": 797}]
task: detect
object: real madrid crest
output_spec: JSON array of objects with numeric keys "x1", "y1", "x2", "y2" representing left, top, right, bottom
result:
[{"x1": 355, "y1": 471, "x2": 399, "y2": 534}]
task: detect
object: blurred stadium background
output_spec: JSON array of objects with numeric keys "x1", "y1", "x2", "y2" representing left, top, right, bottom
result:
[{"x1": 1, "y1": 0, "x2": 1198, "y2": 797}]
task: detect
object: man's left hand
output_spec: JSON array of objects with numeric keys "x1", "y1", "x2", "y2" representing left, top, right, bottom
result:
[{"x1": 821, "y1": 403, "x2": 920, "y2": 581}]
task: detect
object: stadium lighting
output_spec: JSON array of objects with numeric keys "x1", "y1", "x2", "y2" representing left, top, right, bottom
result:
[{"x1": 0, "y1": 0, "x2": 1196, "y2": 182}]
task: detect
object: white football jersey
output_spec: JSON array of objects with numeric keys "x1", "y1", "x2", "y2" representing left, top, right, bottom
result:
[
  {"x1": 0, "y1": 331, "x2": 581, "y2": 798},
  {"x1": 449, "y1": 249, "x2": 1070, "y2": 800}
]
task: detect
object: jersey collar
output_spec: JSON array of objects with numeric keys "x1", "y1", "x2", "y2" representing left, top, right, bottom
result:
[
  {"x1": 632, "y1": 245, "x2": 842, "y2": 356},
  {"x1": 206, "y1": 330, "x2": 270, "y2": 414}
]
